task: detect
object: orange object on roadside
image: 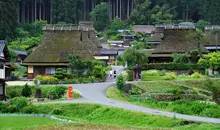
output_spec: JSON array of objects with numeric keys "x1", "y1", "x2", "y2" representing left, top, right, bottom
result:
[{"x1": 68, "y1": 86, "x2": 72, "y2": 99}]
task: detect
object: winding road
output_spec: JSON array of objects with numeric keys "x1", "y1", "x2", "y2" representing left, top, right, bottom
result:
[{"x1": 41, "y1": 82, "x2": 220, "y2": 124}]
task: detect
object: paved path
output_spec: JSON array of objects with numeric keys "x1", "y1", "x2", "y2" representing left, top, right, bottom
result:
[
  {"x1": 40, "y1": 82, "x2": 220, "y2": 124},
  {"x1": 105, "y1": 66, "x2": 125, "y2": 82}
]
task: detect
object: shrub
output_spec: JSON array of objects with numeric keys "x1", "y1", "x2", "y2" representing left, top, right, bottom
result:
[
  {"x1": 62, "y1": 78, "x2": 79, "y2": 84},
  {"x1": 126, "y1": 70, "x2": 133, "y2": 81},
  {"x1": 72, "y1": 90, "x2": 81, "y2": 99},
  {"x1": 172, "y1": 53, "x2": 190, "y2": 63},
  {"x1": 164, "y1": 72, "x2": 176, "y2": 80},
  {"x1": 191, "y1": 72, "x2": 203, "y2": 78},
  {"x1": 213, "y1": 90, "x2": 220, "y2": 105},
  {"x1": 78, "y1": 77, "x2": 85, "y2": 84},
  {"x1": 47, "y1": 86, "x2": 67, "y2": 100},
  {"x1": 88, "y1": 76, "x2": 95, "y2": 83},
  {"x1": 7, "y1": 105, "x2": 17, "y2": 113},
  {"x1": 116, "y1": 75, "x2": 126, "y2": 90},
  {"x1": 142, "y1": 63, "x2": 204, "y2": 70},
  {"x1": 129, "y1": 87, "x2": 142, "y2": 95},
  {"x1": 53, "y1": 68, "x2": 68, "y2": 80},
  {"x1": 0, "y1": 102, "x2": 8, "y2": 113},
  {"x1": 21, "y1": 84, "x2": 32, "y2": 97},
  {"x1": 34, "y1": 75, "x2": 58, "y2": 84},
  {"x1": 142, "y1": 70, "x2": 160, "y2": 76},
  {"x1": 10, "y1": 97, "x2": 28, "y2": 111},
  {"x1": 92, "y1": 65, "x2": 105, "y2": 79},
  {"x1": 52, "y1": 108, "x2": 63, "y2": 115},
  {"x1": 22, "y1": 105, "x2": 39, "y2": 114},
  {"x1": 8, "y1": 90, "x2": 20, "y2": 99},
  {"x1": 160, "y1": 69, "x2": 166, "y2": 76}
]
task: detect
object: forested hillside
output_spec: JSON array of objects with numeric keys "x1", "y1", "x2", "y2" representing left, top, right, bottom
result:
[{"x1": 1, "y1": 0, "x2": 220, "y2": 52}]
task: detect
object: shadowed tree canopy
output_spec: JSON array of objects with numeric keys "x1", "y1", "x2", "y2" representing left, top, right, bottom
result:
[
  {"x1": 90, "y1": 2, "x2": 110, "y2": 32},
  {"x1": 0, "y1": 0, "x2": 18, "y2": 40}
]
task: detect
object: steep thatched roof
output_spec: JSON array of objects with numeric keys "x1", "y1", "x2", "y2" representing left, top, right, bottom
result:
[
  {"x1": 204, "y1": 30, "x2": 220, "y2": 45},
  {"x1": 82, "y1": 31, "x2": 99, "y2": 55},
  {"x1": 89, "y1": 30, "x2": 102, "y2": 48},
  {"x1": 24, "y1": 30, "x2": 95, "y2": 63},
  {"x1": 153, "y1": 29, "x2": 208, "y2": 54}
]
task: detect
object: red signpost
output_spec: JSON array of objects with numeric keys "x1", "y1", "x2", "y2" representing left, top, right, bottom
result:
[{"x1": 68, "y1": 86, "x2": 72, "y2": 99}]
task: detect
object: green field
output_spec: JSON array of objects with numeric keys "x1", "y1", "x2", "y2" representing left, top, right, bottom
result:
[
  {"x1": 0, "y1": 116, "x2": 60, "y2": 130},
  {"x1": 1, "y1": 103, "x2": 220, "y2": 130}
]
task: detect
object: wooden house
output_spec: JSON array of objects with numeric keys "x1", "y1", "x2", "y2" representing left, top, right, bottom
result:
[
  {"x1": 23, "y1": 24, "x2": 101, "y2": 79},
  {"x1": 0, "y1": 40, "x2": 11, "y2": 101}
]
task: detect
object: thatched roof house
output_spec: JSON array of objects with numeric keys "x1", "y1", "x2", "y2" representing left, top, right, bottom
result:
[
  {"x1": 23, "y1": 24, "x2": 101, "y2": 79},
  {"x1": 149, "y1": 26, "x2": 208, "y2": 63}
]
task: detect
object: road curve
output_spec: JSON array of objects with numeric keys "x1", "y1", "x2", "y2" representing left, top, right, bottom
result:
[{"x1": 39, "y1": 82, "x2": 220, "y2": 124}]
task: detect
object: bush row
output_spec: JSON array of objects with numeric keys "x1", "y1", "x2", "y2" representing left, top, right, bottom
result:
[
  {"x1": 142, "y1": 63, "x2": 204, "y2": 70},
  {"x1": 6, "y1": 85, "x2": 73, "y2": 100},
  {"x1": 34, "y1": 75, "x2": 96, "y2": 85}
]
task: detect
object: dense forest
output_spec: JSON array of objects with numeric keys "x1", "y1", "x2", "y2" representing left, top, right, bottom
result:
[{"x1": 1, "y1": 0, "x2": 220, "y2": 40}]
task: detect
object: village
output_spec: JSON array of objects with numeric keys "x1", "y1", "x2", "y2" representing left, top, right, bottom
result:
[{"x1": 1, "y1": 0, "x2": 220, "y2": 129}]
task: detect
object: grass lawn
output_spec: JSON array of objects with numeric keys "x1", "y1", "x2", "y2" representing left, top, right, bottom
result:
[
  {"x1": 0, "y1": 116, "x2": 61, "y2": 130},
  {"x1": 133, "y1": 81, "x2": 181, "y2": 93}
]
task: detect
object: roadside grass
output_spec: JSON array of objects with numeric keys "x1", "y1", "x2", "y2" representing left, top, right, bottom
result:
[
  {"x1": 106, "y1": 86, "x2": 128, "y2": 101},
  {"x1": 0, "y1": 116, "x2": 60, "y2": 130},
  {"x1": 28, "y1": 103, "x2": 188, "y2": 129}
]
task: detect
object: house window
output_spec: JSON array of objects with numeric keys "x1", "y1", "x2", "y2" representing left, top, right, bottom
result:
[
  {"x1": 45, "y1": 67, "x2": 56, "y2": 75},
  {"x1": 0, "y1": 85, "x2": 3, "y2": 95}
]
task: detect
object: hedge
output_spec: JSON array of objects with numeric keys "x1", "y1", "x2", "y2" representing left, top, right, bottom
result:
[{"x1": 142, "y1": 63, "x2": 205, "y2": 70}]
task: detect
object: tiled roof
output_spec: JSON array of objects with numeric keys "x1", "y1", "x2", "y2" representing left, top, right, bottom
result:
[
  {"x1": 100, "y1": 49, "x2": 118, "y2": 55},
  {"x1": 14, "y1": 50, "x2": 27, "y2": 56}
]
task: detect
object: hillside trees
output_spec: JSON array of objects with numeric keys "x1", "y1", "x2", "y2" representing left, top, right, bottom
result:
[
  {"x1": 52, "y1": 0, "x2": 82, "y2": 24},
  {"x1": 90, "y1": 2, "x2": 110, "y2": 31},
  {"x1": 130, "y1": 0, "x2": 175, "y2": 25},
  {"x1": 0, "y1": 0, "x2": 19, "y2": 40}
]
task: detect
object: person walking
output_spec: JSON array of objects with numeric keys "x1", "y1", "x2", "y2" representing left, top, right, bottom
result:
[
  {"x1": 113, "y1": 70, "x2": 117, "y2": 78},
  {"x1": 109, "y1": 69, "x2": 113, "y2": 78}
]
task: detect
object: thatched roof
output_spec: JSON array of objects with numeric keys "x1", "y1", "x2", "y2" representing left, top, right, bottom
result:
[
  {"x1": 204, "y1": 30, "x2": 220, "y2": 45},
  {"x1": 82, "y1": 31, "x2": 99, "y2": 55},
  {"x1": 24, "y1": 30, "x2": 96, "y2": 63},
  {"x1": 89, "y1": 30, "x2": 102, "y2": 48},
  {"x1": 153, "y1": 29, "x2": 208, "y2": 54}
]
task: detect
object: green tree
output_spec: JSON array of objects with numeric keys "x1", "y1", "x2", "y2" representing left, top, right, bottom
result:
[
  {"x1": 90, "y1": 2, "x2": 109, "y2": 31},
  {"x1": 198, "y1": 51, "x2": 220, "y2": 70},
  {"x1": 119, "y1": 48, "x2": 148, "y2": 66},
  {"x1": 52, "y1": 0, "x2": 82, "y2": 24},
  {"x1": 131, "y1": 41, "x2": 149, "y2": 50},
  {"x1": 67, "y1": 54, "x2": 86, "y2": 77},
  {"x1": 151, "y1": 4, "x2": 175, "y2": 24},
  {"x1": 129, "y1": 0, "x2": 152, "y2": 25},
  {"x1": 196, "y1": 20, "x2": 210, "y2": 31}
]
